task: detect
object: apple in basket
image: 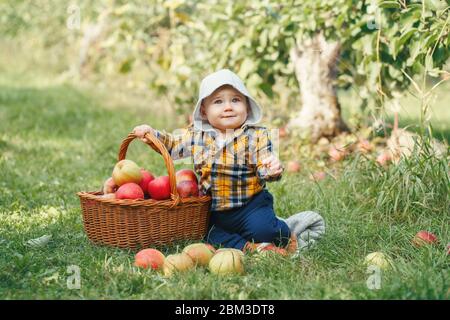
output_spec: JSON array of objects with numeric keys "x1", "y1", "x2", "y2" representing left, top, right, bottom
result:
[
  {"x1": 139, "y1": 168, "x2": 155, "y2": 195},
  {"x1": 176, "y1": 169, "x2": 198, "y2": 184},
  {"x1": 148, "y1": 176, "x2": 171, "y2": 200},
  {"x1": 177, "y1": 180, "x2": 199, "y2": 198},
  {"x1": 99, "y1": 193, "x2": 116, "y2": 200},
  {"x1": 112, "y1": 159, "x2": 143, "y2": 186},
  {"x1": 116, "y1": 182, "x2": 144, "y2": 200},
  {"x1": 102, "y1": 177, "x2": 118, "y2": 194}
]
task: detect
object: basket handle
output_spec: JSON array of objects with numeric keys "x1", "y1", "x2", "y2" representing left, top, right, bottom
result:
[{"x1": 117, "y1": 131, "x2": 181, "y2": 206}]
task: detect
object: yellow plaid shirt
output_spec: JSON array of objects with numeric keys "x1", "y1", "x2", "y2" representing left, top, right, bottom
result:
[{"x1": 149, "y1": 124, "x2": 281, "y2": 212}]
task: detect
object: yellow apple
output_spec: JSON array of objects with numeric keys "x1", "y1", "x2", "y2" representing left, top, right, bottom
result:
[
  {"x1": 112, "y1": 160, "x2": 142, "y2": 186},
  {"x1": 182, "y1": 243, "x2": 215, "y2": 267},
  {"x1": 209, "y1": 249, "x2": 244, "y2": 276},
  {"x1": 364, "y1": 252, "x2": 392, "y2": 270},
  {"x1": 163, "y1": 253, "x2": 195, "y2": 278}
]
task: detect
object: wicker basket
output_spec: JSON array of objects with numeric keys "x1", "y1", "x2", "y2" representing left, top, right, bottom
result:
[{"x1": 77, "y1": 131, "x2": 211, "y2": 250}]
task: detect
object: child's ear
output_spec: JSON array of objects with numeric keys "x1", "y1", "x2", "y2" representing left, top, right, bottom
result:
[{"x1": 200, "y1": 104, "x2": 207, "y2": 119}]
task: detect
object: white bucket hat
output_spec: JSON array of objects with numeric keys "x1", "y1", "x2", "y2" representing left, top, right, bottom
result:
[{"x1": 193, "y1": 69, "x2": 263, "y2": 132}]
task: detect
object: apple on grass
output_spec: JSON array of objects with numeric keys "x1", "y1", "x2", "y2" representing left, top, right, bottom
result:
[
  {"x1": 357, "y1": 139, "x2": 373, "y2": 153},
  {"x1": 134, "y1": 248, "x2": 165, "y2": 270},
  {"x1": 182, "y1": 243, "x2": 215, "y2": 266},
  {"x1": 148, "y1": 176, "x2": 171, "y2": 200},
  {"x1": 112, "y1": 159, "x2": 143, "y2": 186},
  {"x1": 309, "y1": 171, "x2": 326, "y2": 181},
  {"x1": 279, "y1": 126, "x2": 288, "y2": 138},
  {"x1": 209, "y1": 249, "x2": 244, "y2": 276},
  {"x1": 412, "y1": 230, "x2": 438, "y2": 247},
  {"x1": 376, "y1": 152, "x2": 392, "y2": 166},
  {"x1": 115, "y1": 183, "x2": 144, "y2": 200},
  {"x1": 364, "y1": 252, "x2": 392, "y2": 270},
  {"x1": 163, "y1": 253, "x2": 195, "y2": 278},
  {"x1": 328, "y1": 146, "x2": 346, "y2": 162},
  {"x1": 286, "y1": 160, "x2": 301, "y2": 173}
]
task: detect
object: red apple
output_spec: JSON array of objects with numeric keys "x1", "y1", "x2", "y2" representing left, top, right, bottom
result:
[
  {"x1": 134, "y1": 248, "x2": 165, "y2": 270},
  {"x1": 279, "y1": 126, "x2": 287, "y2": 138},
  {"x1": 112, "y1": 159, "x2": 143, "y2": 186},
  {"x1": 328, "y1": 146, "x2": 346, "y2": 162},
  {"x1": 287, "y1": 160, "x2": 301, "y2": 173},
  {"x1": 102, "y1": 177, "x2": 118, "y2": 194},
  {"x1": 376, "y1": 152, "x2": 391, "y2": 166},
  {"x1": 177, "y1": 180, "x2": 199, "y2": 198},
  {"x1": 447, "y1": 243, "x2": 450, "y2": 255},
  {"x1": 148, "y1": 176, "x2": 171, "y2": 200},
  {"x1": 357, "y1": 139, "x2": 373, "y2": 153},
  {"x1": 116, "y1": 182, "x2": 144, "y2": 200},
  {"x1": 309, "y1": 171, "x2": 326, "y2": 181},
  {"x1": 139, "y1": 169, "x2": 155, "y2": 195},
  {"x1": 176, "y1": 169, "x2": 198, "y2": 184},
  {"x1": 412, "y1": 230, "x2": 439, "y2": 247}
]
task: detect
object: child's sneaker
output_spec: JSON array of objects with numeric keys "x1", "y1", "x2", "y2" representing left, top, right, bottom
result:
[{"x1": 243, "y1": 242, "x2": 288, "y2": 256}]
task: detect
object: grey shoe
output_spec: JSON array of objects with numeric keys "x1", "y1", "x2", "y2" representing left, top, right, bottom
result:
[{"x1": 279, "y1": 211, "x2": 326, "y2": 253}]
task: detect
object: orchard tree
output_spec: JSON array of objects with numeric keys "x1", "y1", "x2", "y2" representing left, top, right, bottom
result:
[
  {"x1": 4, "y1": 1, "x2": 448, "y2": 142},
  {"x1": 148, "y1": 0, "x2": 449, "y2": 141}
]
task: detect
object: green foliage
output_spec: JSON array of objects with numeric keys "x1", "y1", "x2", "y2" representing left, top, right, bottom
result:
[
  {"x1": 108, "y1": 0, "x2": 449, "y2": 115},
  {"x1": 158, "y1": 0, "x2": 449, "y2": 110},
  {"x1": 1, "y1": 0, "x2": 449, "y2": 116}
]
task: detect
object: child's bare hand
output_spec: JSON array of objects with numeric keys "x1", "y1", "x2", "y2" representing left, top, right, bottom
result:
[
  {"x1": 133, "y1": 124, "x2": 154, "y2": 143},
  {"x1": 261, "y1": 154, "x2": 284, "y2": 178}
]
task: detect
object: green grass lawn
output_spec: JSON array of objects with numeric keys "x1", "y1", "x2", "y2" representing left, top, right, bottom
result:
[{"x1": 0, "y1": 64, "x2": 449, "y2": 299}]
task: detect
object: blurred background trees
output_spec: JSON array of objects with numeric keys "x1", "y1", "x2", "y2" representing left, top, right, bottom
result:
[{"x1": 1, "y1": 0, "x2": 449, "y2": 142}]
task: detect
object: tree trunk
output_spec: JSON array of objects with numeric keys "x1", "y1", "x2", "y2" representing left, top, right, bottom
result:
[{"x1": 288, "y1": 33, "x2": 349, "y2": 142}]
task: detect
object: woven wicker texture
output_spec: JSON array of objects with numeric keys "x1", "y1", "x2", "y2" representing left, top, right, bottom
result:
[{"x1": 77, "y1": 131, "x2": 211, "y2": 250}]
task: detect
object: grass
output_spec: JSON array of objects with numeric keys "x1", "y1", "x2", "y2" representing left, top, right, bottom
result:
[
  {"x1": 338, "y1": 81, "x2": 450, "y2": 143},
  {"x1": 0, "y1": 53, "x2": 449, "y2": 300}
]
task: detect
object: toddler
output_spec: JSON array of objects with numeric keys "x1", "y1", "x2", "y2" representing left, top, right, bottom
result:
[{"x1": 134, "y1": 69, "x2": 297, "y2": 255}]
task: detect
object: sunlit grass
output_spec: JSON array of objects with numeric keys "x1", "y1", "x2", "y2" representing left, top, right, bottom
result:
[{"x1": 0, "y1": 48, "x2": 449, "y2": 299}]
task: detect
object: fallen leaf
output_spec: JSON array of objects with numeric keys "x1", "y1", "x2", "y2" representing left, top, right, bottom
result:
[{"x1": 26, "y1": 234, "x2": 52, "y2": 248}]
